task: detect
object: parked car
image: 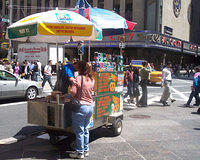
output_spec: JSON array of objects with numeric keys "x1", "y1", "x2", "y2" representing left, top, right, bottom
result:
[{"x1": 0, "y1": 69, "x2": 43, "y2": 100}]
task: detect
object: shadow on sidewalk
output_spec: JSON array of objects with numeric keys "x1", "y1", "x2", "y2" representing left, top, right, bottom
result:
[{"x1": 0, "y1": 126, "x2": 115, "y2": 159}]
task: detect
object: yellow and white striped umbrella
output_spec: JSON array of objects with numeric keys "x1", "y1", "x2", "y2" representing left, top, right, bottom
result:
[{"x1": 7, "y1": 9, "x2": 102, "y2": 43}]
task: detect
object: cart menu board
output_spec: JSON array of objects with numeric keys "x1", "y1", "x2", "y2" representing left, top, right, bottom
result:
[
  {"x1": 97, "y1": 72, "x2": 118, "y2": 94},
  {"x1": 95, "y1": 93, "x2": 120, "y2": 119}
]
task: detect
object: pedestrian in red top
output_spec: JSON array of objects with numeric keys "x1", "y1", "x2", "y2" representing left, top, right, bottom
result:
[{"x1": 124, "y1": 66, "x2": 134, "y2": 103}]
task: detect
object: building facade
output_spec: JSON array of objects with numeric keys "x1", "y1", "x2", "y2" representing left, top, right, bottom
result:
[{"x1": 0, "y1": 0, "x2": 199, "y2": 66}]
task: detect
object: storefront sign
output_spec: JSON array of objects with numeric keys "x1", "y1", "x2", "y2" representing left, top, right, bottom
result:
[
  {"x1": 183, "y1": 42, "x2": 197, "y2": 54},
  {"x1": 151, "y1": 34, "x2": 182, "y2": 49},
  {"x1": 8, "y1": 24, "x2": 37, "y2": 39},
  {"x1": 38, "y1": 23, "x2": 93, "y2": 36},
  {"x1": 18, "y1": 43, "x2": 48, "y2": 64},
  {"x1": 95, "y1": 93, "x2": 120, "y2": 119},
  {"x1": 97, "y1": 72, "x2": 118, "y2": 94}
]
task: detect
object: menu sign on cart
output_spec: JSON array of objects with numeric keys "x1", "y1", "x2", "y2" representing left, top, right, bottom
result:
[
  {"x1": 97, "y1": 72, "x2": 118, "y2": 94},
  {"x1": 95, "y1": 93, "x2": 120, "y2": 119}
]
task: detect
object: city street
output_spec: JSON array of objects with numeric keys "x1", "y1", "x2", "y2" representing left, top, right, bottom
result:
[{"x1": 0, "y1": 78, "x2": 200, "y2": 159}]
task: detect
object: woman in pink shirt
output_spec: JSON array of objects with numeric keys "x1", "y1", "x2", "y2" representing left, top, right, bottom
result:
[
  {"x1": 69, "y1": 61, "x2": 95, "y2": 159},
  {"x1": 13, "y1": 62, "x2": 22, "y2": 77}
]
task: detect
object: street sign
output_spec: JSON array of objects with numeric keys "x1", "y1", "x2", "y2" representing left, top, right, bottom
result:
[
  {"x1": 77, "y1": 42, "x2": 84, "y2": 55},
  {"x1": 119, "y1": 42, "x2": 125, "y2": 49}
]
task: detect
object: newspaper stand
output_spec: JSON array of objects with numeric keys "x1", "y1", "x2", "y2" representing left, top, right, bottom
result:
[{"x1": 27, "y1": 71, "x2": 124, "y2": 144}]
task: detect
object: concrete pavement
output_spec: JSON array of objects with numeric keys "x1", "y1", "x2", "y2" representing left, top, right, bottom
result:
[
  {"x1": 1, "y1": 103, "x2": 200, "y2": 160},
  {"x1": 1, "y1": 78, "x2": 200, "y2": 159}
]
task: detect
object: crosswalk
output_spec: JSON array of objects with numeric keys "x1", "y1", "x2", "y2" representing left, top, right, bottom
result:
[{"x1": 123, "y1": 79, "x2": 193, "y2": 107}]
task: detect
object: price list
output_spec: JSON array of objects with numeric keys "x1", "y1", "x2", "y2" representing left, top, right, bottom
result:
[{"x1": 96, "y1": 95, "x2": 111, "y2": 119}]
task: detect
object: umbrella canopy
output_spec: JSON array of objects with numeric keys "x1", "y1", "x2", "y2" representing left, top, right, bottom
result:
[
  {"x1": 7, "y1": 9, "x2": 102, "y2": 42},
  {"x1": 75, "y1": 0, "x2": 136, "y2": 36}
]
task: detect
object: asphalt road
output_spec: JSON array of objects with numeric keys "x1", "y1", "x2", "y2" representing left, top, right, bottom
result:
[{"x1": 1, "y1": 78, "x2": 200, "y2": 160}]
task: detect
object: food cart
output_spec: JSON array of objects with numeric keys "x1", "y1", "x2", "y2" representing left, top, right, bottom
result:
[{"x1": 28, "y1": 54, "x2": 124, "y2": 145}]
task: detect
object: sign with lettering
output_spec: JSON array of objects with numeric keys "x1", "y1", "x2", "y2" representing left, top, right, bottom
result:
[
  {"x1": 95, "y1": 93, "x2": 120, "y2": 119},
  {"x1": 8, "y1": 24, "x2": 37, "y2": 39},
  {"x1": 18, "y1": 43, "x2": 48, "y2": 64},
  {"x1": 97, "y1": 72, "x2": 118, "y2": 94},
  {"x1": 183, "y1": 41, "x2": 197, "y2": 54}
]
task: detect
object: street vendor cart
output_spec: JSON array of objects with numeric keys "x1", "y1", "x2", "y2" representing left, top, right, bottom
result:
[{"x1": 28, "y1": 71, "x2": 124, "y2": 144}]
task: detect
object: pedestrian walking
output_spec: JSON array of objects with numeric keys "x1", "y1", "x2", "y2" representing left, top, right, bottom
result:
[
  {"x1": 32, "y1": 62, "x2": 39, "y2": 81},
  {"x1": 138, "y1": 61, "x2": 151, "y2": 107},
  {"x1": 160, "y1": 61, "x2": 176, "y2": 106},
  {"x1": 69, "y1": 61, "x2": 95, "y2": 159},
  {"x1": 186, "y1": 64, "x2": 190, "y2": 78},
  {"x1": 42, "y1": 60, "x2": 54, "y2": 90},
  {"x1": 37, "y1": 59, "x2": 43, "y2": 80},
  {"x1": 29, "y1": 61, "x2": 35, "y2": 80},
  {"x1": 4, "y1": 60, "x2": 13, "y2": 73},
  {"x1": 124, "y1": 66, "x2": 134, "y2": 103},
  {"x1": 21, "y1": 61, "x2": 30, "y2": 79},
  {"x1": 13, "y1": 61, "x2": 22, "y2": 77},
  {"x1": 132, "y1": 67, "x2": 140, "y2": 106},
  {"x1": 184, "y1": 66, "x2": 200, "y2": 107},
  {"x1": 0, "y1": 60, "x2": 4, "y2": 70}
]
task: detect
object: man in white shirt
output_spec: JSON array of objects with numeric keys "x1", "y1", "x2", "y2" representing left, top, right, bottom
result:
[
  {"x1": 42, "y1": 60, "x2": 54, "y2": 90},
  {"x1": 37, "y1": 59, "x2": 43, "y2": 79},
  {"x1": 160, "y1": 61, "x2": 176, "y2": 106}
]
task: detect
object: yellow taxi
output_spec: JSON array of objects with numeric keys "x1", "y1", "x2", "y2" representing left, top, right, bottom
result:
[{"x1": 0, "y1": 58, "x2": 9, "y2": 62}]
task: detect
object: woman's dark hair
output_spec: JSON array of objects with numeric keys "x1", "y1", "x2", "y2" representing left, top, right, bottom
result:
[
  {"x1": 133, "y1": 67, "x2": 139, "y2": 75},
  {"x1": 78, "y1": 60, "x2": 93, "y2": 80}
]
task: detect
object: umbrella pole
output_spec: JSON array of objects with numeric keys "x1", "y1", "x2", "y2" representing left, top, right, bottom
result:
[
  {"x1": 56, "y1": 43, "x2": 59, "y2": 90},
  {"x1": 88, "y1": 40, "x2": 91, "y2": 62}
]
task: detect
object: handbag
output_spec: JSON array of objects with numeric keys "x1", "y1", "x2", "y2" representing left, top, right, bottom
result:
[{"x1": 70, "y1": 76, "x2": 83, "y2": 112}]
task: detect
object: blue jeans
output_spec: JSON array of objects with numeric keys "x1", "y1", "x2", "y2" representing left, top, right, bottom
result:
[
  {"x1": 33, "y1": 72, "x2": 39, "y2": 82},
  {"x1": 187, "y1": 88, "x2": 200, "y2": 105},
  {"x1": 42, "y1": 75, "x2": 54, "y2": 90},
  {"x1": 124, "y1": 81, "x2": 133, "y2": 98},
  {"x1": 72, "y1": 105, "x2": 93, "y2": 154}
]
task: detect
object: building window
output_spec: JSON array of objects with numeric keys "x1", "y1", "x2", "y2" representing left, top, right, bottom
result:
[
  {"x1": 113, "y1": 0, "x2": 120, "y2": 14},
  {"x1": 45, "y1": 0, "x2": 50, "y2": 11},
  {"x1": 98, "y1": 0, "x2": 104, "y2": 9},
  {"x1": 53, "y1": 0, "x2": 58, "y2": 8},
  {"x1": 27, "y1": 0, "x2": 31, "y2": 16},
  {"x1": 37, "y1": 0, "x2": 41, "y2": 13},
  {"x1": 20, "y1": 0, "x2": 24, "y2": 19},
  {"x1": 65, "y1": 0, "x2": 70, "y2": 8},
  {"x1": 125, "y1": 0, "x2": 132, "y2": 21},
  {"x1": 13, "y1": 0, "x2": 17, "y2": 22}
]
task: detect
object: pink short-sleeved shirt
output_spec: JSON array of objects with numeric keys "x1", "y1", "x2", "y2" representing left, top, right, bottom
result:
[{"x1": 70, "y1": 75, "x2": 95, "y2": 106}]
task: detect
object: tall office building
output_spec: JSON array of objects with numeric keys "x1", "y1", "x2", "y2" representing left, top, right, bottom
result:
[{"x1": 0, "y1": 0, "x2": 199, "y2": 65}]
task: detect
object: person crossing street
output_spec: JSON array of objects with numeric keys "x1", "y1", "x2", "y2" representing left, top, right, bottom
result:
[
  {"x1": 160, "y1": 61, "x2": 176, "y2": 106},
  {"x1": 138, "y1": 61, "x2": 151, "y2": 107},
  {"x1": 42, "y1": 60, "x2": 54, "y2": 90}
]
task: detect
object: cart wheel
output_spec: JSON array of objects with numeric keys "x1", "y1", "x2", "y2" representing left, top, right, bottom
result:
[
  {"x1": 70, "y1": 140, "x2": 75, "y2": 150},
  {"x1": 49, "y1": 134, "x2": 59, "y2": 145},
  {"x1": 112, "y1": 118, "x2": 123, "y2": 136}
]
